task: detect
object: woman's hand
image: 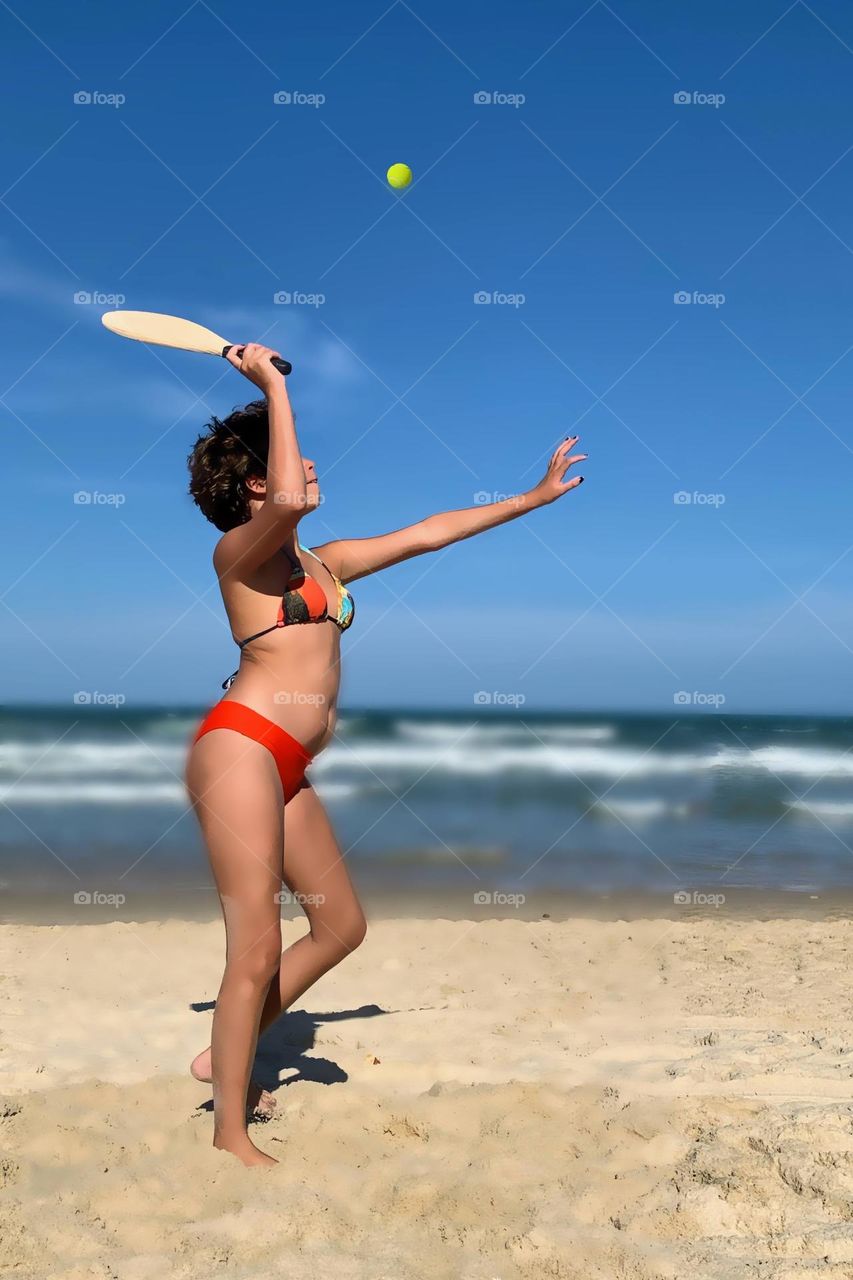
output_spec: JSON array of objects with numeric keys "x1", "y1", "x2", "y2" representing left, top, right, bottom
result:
[
  {"x1": 529, "y1": 435, "x2": 587, "y2": 506},
  {"x1": 225, "y1": 342, "x2": 286, "y2": 395}
]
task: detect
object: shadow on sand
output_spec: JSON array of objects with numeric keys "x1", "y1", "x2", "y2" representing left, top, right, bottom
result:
[{"x1": 190, "y1": 1001, "x2": 389, "y2": 1111}]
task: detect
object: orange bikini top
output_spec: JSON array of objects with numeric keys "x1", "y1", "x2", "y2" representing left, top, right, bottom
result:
[
  {"x1": 222, "y1": 544, "x2": 354, "y2": 692},
  {"x1": 235, "y1": 543, "x2": 355, "y2": 650}
]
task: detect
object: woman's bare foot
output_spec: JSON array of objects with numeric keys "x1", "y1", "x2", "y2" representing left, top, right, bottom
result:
[
  {"x1": 191, "y1": 1048, "x2": 276, "y2": 1120},
  {"x1": 214, "y1": 1133, "x2": 278, "y2": 1168}
]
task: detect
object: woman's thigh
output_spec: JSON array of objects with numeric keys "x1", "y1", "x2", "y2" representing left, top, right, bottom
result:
[
  {"x1": 280, "y1": 783, "x2": 366, "y2": 950},
  {"x1": 186, "y1": 730, "x2": 284, "y2": 961}
]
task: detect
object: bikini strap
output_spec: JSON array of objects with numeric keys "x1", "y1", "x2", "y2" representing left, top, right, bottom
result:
[{"x1": 300, "y1": 543, "x2": 342, "y2": 587}]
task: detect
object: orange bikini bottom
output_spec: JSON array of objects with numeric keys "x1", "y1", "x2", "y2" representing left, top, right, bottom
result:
[{"x1": 194, "y1": 701, "x2": 313, "y2": 804}]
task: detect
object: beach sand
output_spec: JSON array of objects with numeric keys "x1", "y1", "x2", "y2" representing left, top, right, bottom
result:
[{"x1": 3, "y1": 912, "x2": 853, "y2": 1279}]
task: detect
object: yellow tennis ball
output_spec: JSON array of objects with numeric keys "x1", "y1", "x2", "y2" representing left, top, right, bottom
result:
[{"x1": 386, "y1": 163, "x2": 413, "y2": 190}]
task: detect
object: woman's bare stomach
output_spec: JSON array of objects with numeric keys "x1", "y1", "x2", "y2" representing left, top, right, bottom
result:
[{"x1": 220, "y1": 626, "x2": 342, "y2": 756}]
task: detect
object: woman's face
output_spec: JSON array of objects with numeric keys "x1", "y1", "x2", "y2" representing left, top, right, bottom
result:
[
  {"x1": 247, "y1": 456, "x2": 320, "y2": 516},
  {"x1": 302, "y1": 457, "x2": 321, "y2": 512}
]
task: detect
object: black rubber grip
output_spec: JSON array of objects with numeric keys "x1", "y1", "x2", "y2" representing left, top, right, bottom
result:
[{"x1": 223, "y1": 345, "x2": 292, "y2": 377}]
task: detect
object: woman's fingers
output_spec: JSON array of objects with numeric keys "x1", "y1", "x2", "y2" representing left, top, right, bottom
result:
[
  {"x1": 230, "y1": 342, "x2": 282, "y2": 365},
  {"x1": 551, "y1": 435, "x2": 580, "y2": 467}
]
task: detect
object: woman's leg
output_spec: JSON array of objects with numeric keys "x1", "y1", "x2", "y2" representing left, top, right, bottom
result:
[
  {"x1": 186, "y1": 729, "x2": 285, "y2": 1167},
  {"x1": 192, "y1": 782, "x2": 367, "y2": 1074},
  {"x1": 260, "y1": 782, "x2": 367, "y2": 1029}
]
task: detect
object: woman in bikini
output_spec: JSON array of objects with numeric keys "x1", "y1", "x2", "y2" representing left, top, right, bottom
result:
[{"x1": 185, "y1": 342, "x2": 587, "y2": 1166}]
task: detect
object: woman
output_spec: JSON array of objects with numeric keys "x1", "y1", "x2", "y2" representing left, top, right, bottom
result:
[{"x1": 185, "y1": 342, "x2": 587, "y2": 1166}]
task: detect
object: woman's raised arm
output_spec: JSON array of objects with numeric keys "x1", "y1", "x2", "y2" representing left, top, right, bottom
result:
[
  {"x1": 214, "y1": 346, "x2": 307, "y2": 579},
  {"x1": 313, "y1": 435, "x2": 586, "y2": 584}
]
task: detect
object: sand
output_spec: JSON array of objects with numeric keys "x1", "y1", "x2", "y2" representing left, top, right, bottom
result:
[{"x1": 3, "y1": 913, "x2": 853, "y2": 1279}]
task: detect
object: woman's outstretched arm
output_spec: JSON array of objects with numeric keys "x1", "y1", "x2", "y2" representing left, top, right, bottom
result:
[{"x1": 313, "y1": 435, "x2": 587, "y2": 584}]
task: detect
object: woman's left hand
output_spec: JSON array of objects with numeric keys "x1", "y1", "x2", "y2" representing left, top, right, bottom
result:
[{"x1": 530, "y1": 436, "x2": 587, "y2": 506}]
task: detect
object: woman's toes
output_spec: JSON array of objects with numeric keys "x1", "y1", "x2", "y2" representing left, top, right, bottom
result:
[
  {"x1": 192, "y1": 1052, "x2": 274, "y2": 1119},
  {"x1": 247, "y1": 1083, "x2": 277, "y2": 1120}
]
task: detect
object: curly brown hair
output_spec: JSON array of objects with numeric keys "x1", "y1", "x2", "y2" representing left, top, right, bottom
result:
[{"x1": 187, "y1": 400, "x2": 291, "y2": 532}]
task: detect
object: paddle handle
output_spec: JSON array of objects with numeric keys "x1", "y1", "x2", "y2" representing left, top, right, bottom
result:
[{"x1": 223, "y1": 345, "x2": 293, "y2": 377}]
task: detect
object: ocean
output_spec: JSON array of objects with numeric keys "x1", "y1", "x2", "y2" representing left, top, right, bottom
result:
[{"x1": 1, "y1": 705, "x2": 853, "y2": 918}]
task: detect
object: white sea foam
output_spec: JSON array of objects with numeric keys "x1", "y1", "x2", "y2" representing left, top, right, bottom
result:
[
  {"x1": 319, "y1": 740, "x2": 853, "y2": 780},
  {"x1": 716, "y1": 746, "x2": 853, "y2": 777},
  {"x1": 596, "y1": 798, "x2": 688, "y2": 822},
  {"x1": 395, "y1": 719, "x2": 616, "y2": 744},
  {"x1": 310, "y1": 781, "x2": 360, "y2": 800},
  {"x1": 0, "y1": 782, "x2": 186, "y2": 805},
  {"x1": 786, "y1": 799, "x2": 853, "y2": 821},
  {"x1": 2, "y1": 728, "x2": 853, "y2": 805},
  {"x1": 0, "y1": 740, "x2": 186, "y2": 777}
]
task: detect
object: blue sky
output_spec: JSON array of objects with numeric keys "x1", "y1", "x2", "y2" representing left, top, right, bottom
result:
[{"x1": 2, "y1": 0, "x2": 853, "y2": 712}]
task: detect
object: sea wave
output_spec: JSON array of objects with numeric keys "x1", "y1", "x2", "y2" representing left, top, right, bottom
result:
[
  {"x1": 0, "y1": 782, "x2": 186, "y2": 805},
  {"x1": 786, "y1": 799, "x2": 853, "y2": 821},
  {"x1": 3, "y1": 734, "x2": 853, "y2": 788},
  {"x1": 0, "y1": 741, "x2": 186, "y2": 777},
  {"x1": 594, "y1": 798, "x2": 689, "y2": 822},
  {"x1": 315, "y1": 741, "x2": 853, "y2": 780},
  {"x1": 395, "y1": 719, "x2": 616, "y2": 744}
]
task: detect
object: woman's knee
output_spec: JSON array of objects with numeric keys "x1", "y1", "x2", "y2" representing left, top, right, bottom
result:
[
  {"x1": 319, "y1": 906, "x2": 367, "y2": 959},
  {"x1": 226, "y1": 927, "x2": 282, "y2": 986},
  {"x1": 343, "y1": 907, "x2": 368, "y2": 953}
]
